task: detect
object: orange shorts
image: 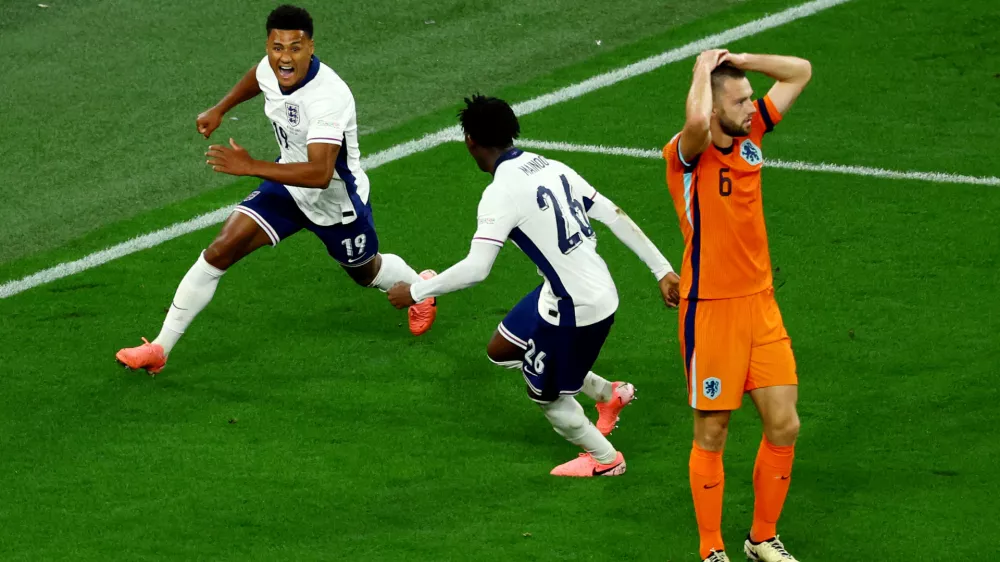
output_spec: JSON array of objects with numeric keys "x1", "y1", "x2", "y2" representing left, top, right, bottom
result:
[{"x1": 678, "y1": 288, "x2": 797, "y2": 411}]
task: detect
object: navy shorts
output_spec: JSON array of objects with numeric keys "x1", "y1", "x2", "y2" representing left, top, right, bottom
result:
[
  {"x1": 234, "y1": 180, "x2": 379, "y2": 267},
  {"x1": 498, "y1": 286, "x2": 615, "y2": 403}
]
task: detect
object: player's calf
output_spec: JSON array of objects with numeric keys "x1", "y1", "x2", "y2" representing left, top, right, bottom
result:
[{"x1": 342, "y1": 254, "x2": 381, "y2": 287}]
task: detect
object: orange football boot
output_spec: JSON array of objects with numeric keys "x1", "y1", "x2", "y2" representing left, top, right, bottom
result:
[
  {"x1": 408, "y1": 270, "x2": 438, "y2": 336},
  {"x1": 595, "y1": 382, "x2": 636, "y2": 436},
  {"x1": 116, "y1": 337, "x2": 167, "y2": 375},
  {"x1": 550, "y1": 451, "x2": 626, "y2": 477}
]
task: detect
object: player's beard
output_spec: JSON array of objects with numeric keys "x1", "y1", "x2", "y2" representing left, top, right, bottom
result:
[{"x1": 719, "y1": 114, "x2": 750, "y2": 137}]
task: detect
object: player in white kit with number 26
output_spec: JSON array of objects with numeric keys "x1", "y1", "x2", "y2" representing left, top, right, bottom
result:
[
  {"x1": 116, "y1": 5, "x2": 437, "y2": 375},
  {"x1": 388, "y1": 96, "x2": 681, "y2": 476}
]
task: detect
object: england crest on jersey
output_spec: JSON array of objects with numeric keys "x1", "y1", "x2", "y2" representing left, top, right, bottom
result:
[
  {"x1": 740, "y1": 139, "x2": 762, "y2": 165},
  {"x1": 285, "y1": 102, "x2": 300, "y2": 127}
]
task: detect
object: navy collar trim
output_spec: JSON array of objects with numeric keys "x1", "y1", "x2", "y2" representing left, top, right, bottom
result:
[
  {"x1": 715, "y1": 139, "x2": 735, "y2": 155},
  {"x1": 493, "y1": 148, "x2": 523, "y2": 174},
  {"x1": 280, "y1": 56, "x2": 321, "y2": 96}
]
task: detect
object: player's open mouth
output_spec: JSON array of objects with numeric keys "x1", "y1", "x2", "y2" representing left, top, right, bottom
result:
[{"x1": 278, "y1": 65, "x2": 295, "y2": 79}]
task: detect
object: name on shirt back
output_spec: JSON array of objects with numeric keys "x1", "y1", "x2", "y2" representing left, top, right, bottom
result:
[{"x1": 518, "y1": 156, "x2": 550, "y2": 175}]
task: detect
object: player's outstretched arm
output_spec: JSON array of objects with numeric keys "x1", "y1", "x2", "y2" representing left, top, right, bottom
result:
[
  {"x1": 387, "y1": 243, "x2": 502, "y2": 309},
  {"x1": 207, "y1": 139, "x2": 336, "y2": 188},
  {"x1": 586, "y1": 194, "x2": 680, "y2": 307},
  {"x1": 723, "y1": 53, "x2": 811, "y2": 115},
  {"x1": 389, "y1": 184, "x2": 517, "y2": 309},
  {"x1": 678, "y1": 49, "x2": 728, "y2": 163},
  {"x1": 196, "y1": 66, "x2": 263, "y2": 139}
]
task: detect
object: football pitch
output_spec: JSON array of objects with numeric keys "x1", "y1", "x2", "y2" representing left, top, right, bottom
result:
[{"x1": 1, "y1": 0, "x2": 998, "y2": 560}]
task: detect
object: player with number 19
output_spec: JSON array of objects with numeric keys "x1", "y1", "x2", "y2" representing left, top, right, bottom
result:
[
  {"x1": 388, "y1": 95, "x2": 681, "y2": 476},
  {"x1": 116, "y1": 5, "x2": 437, "y2": 375}
]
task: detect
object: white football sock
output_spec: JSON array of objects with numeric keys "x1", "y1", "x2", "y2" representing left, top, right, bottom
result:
[
  {"x1": 369, "y1": 253, "x2": 422, "y2": 292},
  {"x1": 152, "y1": 251, "x2": 225, "y2": 356},
  {"x1": 540, "y1": 396, "x2": 617, "y2": 464},
  {"x1": 581, "y1": 371, "x2": 614, "y2": 403}
]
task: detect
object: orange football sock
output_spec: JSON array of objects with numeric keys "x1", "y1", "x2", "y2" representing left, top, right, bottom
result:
[
  {"x1": 750, "y1": 436, "x2": 795, "y2": 543},
  {"x1": 689, "y1": 442, "x2": 725, "y2": 558}
]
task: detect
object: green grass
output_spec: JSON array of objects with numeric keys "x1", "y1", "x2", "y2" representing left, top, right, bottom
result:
[
  {"x1": 2, "y1": 0, "x2": 999, "y2": 560},
  {"x1": 0, "y1": 0, "x2": 745, "y2": 265}
]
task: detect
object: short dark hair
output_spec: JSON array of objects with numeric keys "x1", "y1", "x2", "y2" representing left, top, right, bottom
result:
[
  {"x1": 459, "y1": 95, "x2": 520, "y2": 149},
  {"x1": 711, "y1": 63, "x2": 747, "y2": 94},
  {"x1": 266, "y1": 5, "x2": 314, "y2": 39}
]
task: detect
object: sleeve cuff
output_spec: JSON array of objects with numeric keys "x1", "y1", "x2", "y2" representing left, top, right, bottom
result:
[
  {"x1": 306, "y1": 137, "x2": 344, "y2": 145},
  {"x1": 472, "y1": 236, "x2": 505, "y2": 248},
  {"x1": 410, "y1": 282, "x2": 426, "y2": 303},
  {"x1": 676, "y1": 138, "x2": 699, "y2": 169},
  {"x1": 757, "y1": 96, "x2": 782, "y2": 133},
  {"x1": 653, "y1": 265, "x2": 675, "y2": 281}
]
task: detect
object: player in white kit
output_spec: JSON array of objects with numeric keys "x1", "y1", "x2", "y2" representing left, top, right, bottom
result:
[
  {"x1": 116, "y1": 5, "x2": 437, "y2": 375},
  {"x1": 388, "y1": 96, "x2": 681, "y2": 476}
]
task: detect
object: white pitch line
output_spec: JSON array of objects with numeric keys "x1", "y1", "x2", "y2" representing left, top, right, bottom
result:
[
  {"x1": 0, "y1": 0, "x2": 851, "y2": 300},
  {"x1": 515, "y1": 139, "x2": 1000, "y2": 187},
  {"x1": 518, "y1": 139, "x2": 663, "y2": 160}
]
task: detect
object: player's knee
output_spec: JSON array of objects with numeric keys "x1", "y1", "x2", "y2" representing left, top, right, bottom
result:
[
  {"x1": 695, "y1": 416, "x2": 730, "y2": 451},
  {"x1": 765, "y1": 411, "x2": 800, "y2": 446},
  {"x1": 204, "y1": 239, "x2": 237, "y2": 270}
]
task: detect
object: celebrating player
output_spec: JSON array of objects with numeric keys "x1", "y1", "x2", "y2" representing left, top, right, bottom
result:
[
  {"x1": 116, "y1": 5, "x2": 437, "y2": 374},
  {"x1": 388, "y1": 95, "x2": 680, "y2": 477},
  {"x1": 664, "y1": 49, "x2": 812, "y2": 561}
]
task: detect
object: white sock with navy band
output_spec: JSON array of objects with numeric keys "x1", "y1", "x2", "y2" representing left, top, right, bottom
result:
[
  {"x1": 581, "y1": 371, "x2": 614, "y2": 403},
  {"x1": 540, "y1": 396, "x2": 617, "y2": 464},
  {"x1": 369, "y1": 253, "x2": 422, "y2": 292},
  {"x1": 153, "y1": 251, "x2": 225, "y2": 356}
]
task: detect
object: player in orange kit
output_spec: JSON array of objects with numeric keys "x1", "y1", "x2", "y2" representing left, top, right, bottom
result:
[{"x1": 663, "y1": 49, "x2": 812, "y2": 562}]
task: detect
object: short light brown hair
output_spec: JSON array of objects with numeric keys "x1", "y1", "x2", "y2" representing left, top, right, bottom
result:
[{"x1": 711, "y1": 63, "x2": 747, "y2": 95}]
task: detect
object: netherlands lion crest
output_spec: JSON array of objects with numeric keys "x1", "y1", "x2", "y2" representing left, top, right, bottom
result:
[
  {"x1": 740, "y1": 139, "x2": 762, "y2": 165},
  {"x1": 285, "y1": 102, "x2": 300, "y2": 126},
  {"x1": 702, "y1": 377, "x2": 722, "y2": 400}
]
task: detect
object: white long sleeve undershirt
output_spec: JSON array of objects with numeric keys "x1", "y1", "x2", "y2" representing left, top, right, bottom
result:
[
  {"x1": 410, "y1": 242, "x2": 501, "y2": 302},
  {"x1": 586, "y1": 193, "x2": 674, "y2": 280}
]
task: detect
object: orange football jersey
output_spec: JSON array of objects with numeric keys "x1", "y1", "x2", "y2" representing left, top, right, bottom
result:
[{"x1": 664, "y1": 95, "x2": 783, "y2": 300}]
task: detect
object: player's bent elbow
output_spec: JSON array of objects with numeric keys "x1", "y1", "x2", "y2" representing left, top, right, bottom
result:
[{"x1": 313, "y1": 170, "x2": 335, "y2": 189}]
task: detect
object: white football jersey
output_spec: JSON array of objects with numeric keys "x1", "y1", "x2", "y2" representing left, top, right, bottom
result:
[
  {"x1": 256, "y1": 56, "x2": 370, "y2": 225},
  {"x1": 473, "y1": 150, "x2": 619, "y2": 327}
]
